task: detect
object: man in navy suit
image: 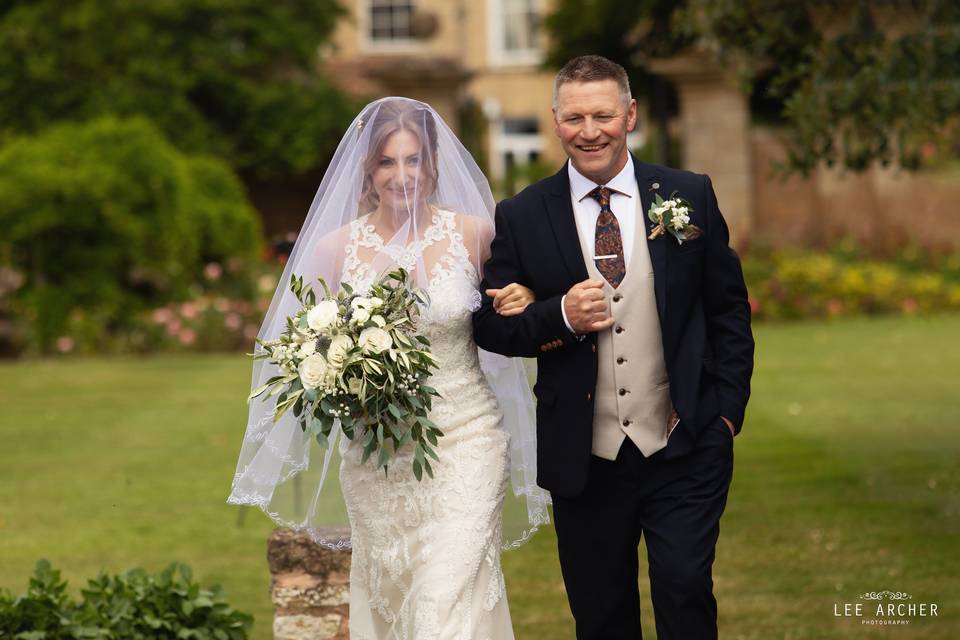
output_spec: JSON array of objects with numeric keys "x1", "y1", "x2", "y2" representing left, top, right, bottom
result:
[{"x1": 473, "y1": 55, "x2": 754, "y2": 639}]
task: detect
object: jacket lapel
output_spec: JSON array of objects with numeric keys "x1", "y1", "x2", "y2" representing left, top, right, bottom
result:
[
  {"x1": 634, "y1": 158, "x2": 667, "y2": 324},
  {"x1": 542, "y1": 164, "x2": 589, "y2": 283}
]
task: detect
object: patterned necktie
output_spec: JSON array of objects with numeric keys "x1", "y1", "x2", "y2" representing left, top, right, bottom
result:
[{"x1": 588, "y1": 186, "x2": 626, "y2": 288}]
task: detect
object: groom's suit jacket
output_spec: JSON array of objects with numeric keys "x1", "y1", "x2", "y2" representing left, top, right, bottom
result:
[{"x1": 472, "y1": 157, "x2": 754, "y2": 498}]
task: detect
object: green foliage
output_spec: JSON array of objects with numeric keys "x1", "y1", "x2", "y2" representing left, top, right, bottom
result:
[
  {"x1": 0, "y1": 560, "x2": 253, "y2": 639},
  {"x1": 0, "y1": 0, "x2": 356, "y2": 176},
  {"x1": 543, "y1": 0, "x2": 960, "y2": 174},
  {"x1": 0, "y1": 116, "x2": 262, "y2": 352}
]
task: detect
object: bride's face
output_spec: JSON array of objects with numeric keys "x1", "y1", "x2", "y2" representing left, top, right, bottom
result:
[{"x1": 372, "y1": 129, "x2": 430, "y2": 212}]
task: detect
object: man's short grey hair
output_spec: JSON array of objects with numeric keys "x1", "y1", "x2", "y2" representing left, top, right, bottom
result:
[{"x1": 552, "y1": 55, "x2": 632, "y2": 111}]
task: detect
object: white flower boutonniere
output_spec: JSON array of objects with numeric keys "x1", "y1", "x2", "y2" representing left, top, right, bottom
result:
[{"x1": 647, "y1": 192, "x2": 702, "y2": 244}]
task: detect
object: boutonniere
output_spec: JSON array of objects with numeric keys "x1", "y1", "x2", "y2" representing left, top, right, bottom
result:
[{"x1": 647, "y1": 191, "x2": 702, "y2": 244}]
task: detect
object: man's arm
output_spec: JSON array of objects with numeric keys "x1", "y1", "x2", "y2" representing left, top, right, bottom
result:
[
  {"x1": 472, "y1": 202, "x2": 572, "y2": 358},
  {"x1": 701, "y1": 175, "x2": 755, "y2": 433}
]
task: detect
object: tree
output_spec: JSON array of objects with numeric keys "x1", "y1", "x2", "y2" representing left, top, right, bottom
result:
[
  {"x1": 0, "y1": 117, "x2": 262, "y2": 351},
  {"x1": 0, "y1": 0, "x2": 358, "y2": 177},
  {"x1": 544, "y1": 0, "x2": 960, "y2": 174},
  {"x1": 543, "y1": 0, "x2": 693, "y2": 165}
]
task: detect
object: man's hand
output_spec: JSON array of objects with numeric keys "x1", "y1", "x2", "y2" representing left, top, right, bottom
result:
[
  {"x1": 485, "y1": 283, "x2": 535, "y2": 317},
  {"x1": 563, "y1": 279, "x2": 615, "y2": 333},
  {"x1": 721, "y1": 416, "x2": 736, "y2": 437}
]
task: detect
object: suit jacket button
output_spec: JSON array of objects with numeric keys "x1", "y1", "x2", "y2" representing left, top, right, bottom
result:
[
  {"x1": 586, "y1": 392, "x2": 592, "y2": 401},
  {"x1": 618, "y1": 388, "x2": 627, "y2": 396},
  {"x1": 591, "y1": 344, "x2": 597, "y2": 353},
  {"x1": 615, "y1": 326, "x2": 624, "y2": 334}
]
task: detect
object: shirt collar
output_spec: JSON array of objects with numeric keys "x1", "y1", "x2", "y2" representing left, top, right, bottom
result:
[{"x1": 568, "y1": 155, "x2": 636, "y2": 203}]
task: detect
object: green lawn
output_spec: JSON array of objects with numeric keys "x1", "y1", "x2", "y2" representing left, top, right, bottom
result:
[{"x1": 1, "y1": 315, "x2": 958, "y2": 639}]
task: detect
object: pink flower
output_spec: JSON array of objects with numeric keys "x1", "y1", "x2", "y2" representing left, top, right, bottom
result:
[
  {"x1": 243, "y1": 324, "x2": 259, "y2": 340},
  {"x1": 826, "y1": 298, "x2": 843, "y2": 316},
  {"x1": 204, "y1": 262, "x2": 223, "y2": 281},
  {"x1": 256, "y1": 298, "x2": 269, "y2": 312},
  {"x1": 901, "y1": 298, "x2": 918, "y2": 314},
  {"x1": 749, "y1": 298, "x2": 762, "y2": 315},
  {"x1": 178, "y1": 328, "x2": 197, "y2": 345},
  {"x1": 166, "y1": 318, "x2": 182, "y2": 335},
  {"x1": 55, "y1": 336, "x2": 75, "y2": 353},
  {"x1": 214, "y1": 297, "x2": 230, "y2": 313},
  {"x1": 151, "y1": 308, "x2": 174, "y2": 324},
  {"x1": 180, "y1": 302, "x2": 199, "y2": 319},
  {"x1": 224, "y1": 314, "x2": 243, "y2": 331}
]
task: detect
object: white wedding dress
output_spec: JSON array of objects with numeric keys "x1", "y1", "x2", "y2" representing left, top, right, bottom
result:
[{"x1": 338, "y1": 208, "x2": 515, "y2": 640}]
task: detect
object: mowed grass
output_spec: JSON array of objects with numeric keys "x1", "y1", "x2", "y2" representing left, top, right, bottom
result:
[{"x1": 1, "y1": 315, "x2": 958, "y2": 639}]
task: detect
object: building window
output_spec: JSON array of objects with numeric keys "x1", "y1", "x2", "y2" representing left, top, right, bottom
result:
[
  {"x1": 489, "y1": 0, "x2": 541, "y2": 66},
  {"x1": 492, "y1": 117, "x2": 543, "y2": 184},
  {"x1": 369, "y1": 0, "x2": 414, "y2": 41}
]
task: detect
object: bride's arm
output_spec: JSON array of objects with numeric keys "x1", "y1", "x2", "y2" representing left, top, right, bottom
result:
[{"x1": 460, "y1": 214, "x2": 534, "y2": 317}]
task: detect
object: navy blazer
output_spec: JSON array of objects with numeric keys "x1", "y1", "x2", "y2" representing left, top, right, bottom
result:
[{"x1": 472, "y1": 157, "x2": 754, "y2": 497}]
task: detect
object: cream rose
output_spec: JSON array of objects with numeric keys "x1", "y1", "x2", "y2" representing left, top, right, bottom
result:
[
  {"x1": 358, "y1": 327, "x2": 393, "y2": 354},
  {"x1": 307, "y1": 300, "x2": 339, "y2": 332},
  {"x1": 326, "y1": 334, "x2": 354, "y2": 369},
  {"x1": 298, "y1": 353, "x2": 329, "y2": 390}
]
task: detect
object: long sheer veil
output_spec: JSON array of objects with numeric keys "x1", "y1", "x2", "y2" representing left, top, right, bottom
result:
[{"x1": 227, "y1": 97, "x2": 550, "y2": 549}]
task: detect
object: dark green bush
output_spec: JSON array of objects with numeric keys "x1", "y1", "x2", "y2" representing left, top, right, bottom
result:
[
  {"x1": 0, "y1": 116, "x2": 262, "y2": 352},
  {"x1": 0, "y1": 560, "x2": 253, "y2": 639}
]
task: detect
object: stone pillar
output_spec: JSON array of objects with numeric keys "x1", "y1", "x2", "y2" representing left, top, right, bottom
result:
[
  {"x1": 649, "y1": 49, "x2": 754, "y2": 249},
  {"x1": 267, "y1": 528, "x2": 351, "y2": 640}
]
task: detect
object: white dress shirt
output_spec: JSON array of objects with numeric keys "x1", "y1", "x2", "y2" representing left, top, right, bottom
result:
[{"x1": 560, "y1": 156, "x2": 639, "y2": 332}]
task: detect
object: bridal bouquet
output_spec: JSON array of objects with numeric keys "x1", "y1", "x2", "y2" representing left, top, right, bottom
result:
[{"x1": 249, "y1": 269, "x2": 443, "y2": 480}]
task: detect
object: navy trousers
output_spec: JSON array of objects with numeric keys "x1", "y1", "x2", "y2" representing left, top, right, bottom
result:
[{"x1": 551, "y1": 417, "x2": 734, "y2": 640}]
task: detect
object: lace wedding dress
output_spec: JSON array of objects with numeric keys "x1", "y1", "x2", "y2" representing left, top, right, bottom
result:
[{"x1": 338, "y1": 208, "x2": 515, "y2": 640}]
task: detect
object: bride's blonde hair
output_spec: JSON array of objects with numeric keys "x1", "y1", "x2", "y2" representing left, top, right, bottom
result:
[{"x1": 359, "y1": 99, "x2": 440, "y2": 214}]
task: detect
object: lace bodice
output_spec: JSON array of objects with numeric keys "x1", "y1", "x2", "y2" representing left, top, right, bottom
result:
[{"x1": 341, "y1": 209, "x2": 486, "y2": 396}]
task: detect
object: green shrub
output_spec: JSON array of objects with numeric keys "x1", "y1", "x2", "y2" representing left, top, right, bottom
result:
[
  {"x1": 0, "y1": 560, "x2": 253, "y2": 639},
  {"x1": 0, "y1": 116, "x2": 262, "y2": 353}
]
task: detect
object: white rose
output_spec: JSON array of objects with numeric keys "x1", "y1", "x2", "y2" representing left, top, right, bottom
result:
[
  {"x1": 326, "y1": 334, "x2": 354, "y2": 369},
  {"x1": 358, "y1": 327, "x2": 393, "y2": 354},
  {"x1": 298, "y1": 353, "x2": 328, "y2": 390},
  {"x1": 351, "y1": 297, "x2": 372, "y2": 310},
  {"x1": 307, "y1": 300, "x2": 339, "y2": 332},
  {"x1": 370, "y1": 314, "x2": 386, "y2": 327},
  {"x1": 352, "y1": 307, "x2": 371, "y2": 324},
  {"x1": 298, "y1": 340, "x2": 316, "y2": 358},
  {"x1": 369, "y1": 296, "x2": 384, "y2": 308}
]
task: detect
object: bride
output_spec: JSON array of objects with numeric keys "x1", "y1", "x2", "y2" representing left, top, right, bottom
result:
[{"x1": 228, "y1": 97, "x2": 551, "y2": 639}]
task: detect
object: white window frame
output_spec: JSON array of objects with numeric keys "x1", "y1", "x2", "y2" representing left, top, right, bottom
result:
[
  {"x1": 360, "y1": 0, "x2": 419, "y2": 53},
  {"x1": 487, "y1": 0, "x2": 543, "y2": 67},
  {"x1": 490, "y1": 118, "x2": 544, "y2": 181}
]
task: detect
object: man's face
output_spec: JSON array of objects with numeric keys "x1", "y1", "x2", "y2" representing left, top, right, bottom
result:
[{"x1": 553, "y1": 79, "x2": 637, "y2": 185}]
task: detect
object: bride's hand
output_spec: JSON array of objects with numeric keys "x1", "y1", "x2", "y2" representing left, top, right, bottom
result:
[{"x1": 485, "y1": 283, "x2": 536, "y2": 317}]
